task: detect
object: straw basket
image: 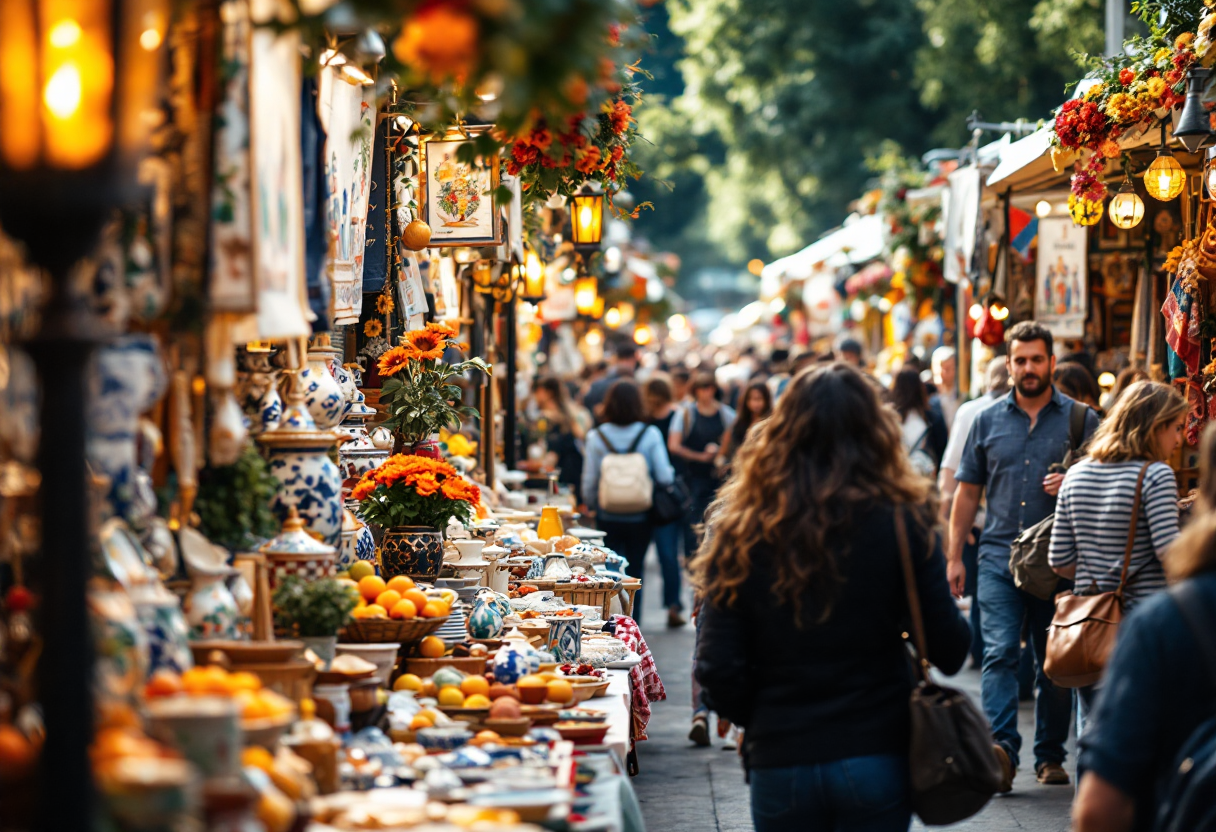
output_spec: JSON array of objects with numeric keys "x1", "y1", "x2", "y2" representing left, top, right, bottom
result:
[
  {"x1": 339, "y1": 615, "x2": 448, "y2": 645},
  {"x1": 554, "y1": 582, "x2": 620, "y2": 619}
]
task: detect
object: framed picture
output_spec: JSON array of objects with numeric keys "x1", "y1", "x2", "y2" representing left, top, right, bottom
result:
[
  {"x1": 419, "y1": 126, "x2": 503, "y2": 247},
  {"x1": 1036, "y1": 217, "x2": 1088, "y2": 339}
]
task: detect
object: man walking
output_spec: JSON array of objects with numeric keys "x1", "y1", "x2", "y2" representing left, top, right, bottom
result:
[{"x1": 950, "y1": 321, "x2": 1099, "y2": 791}]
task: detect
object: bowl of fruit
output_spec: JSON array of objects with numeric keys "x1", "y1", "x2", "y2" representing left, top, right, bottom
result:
[{"x1": 340, "y1": 568, "x2": 451, "y2": 644}]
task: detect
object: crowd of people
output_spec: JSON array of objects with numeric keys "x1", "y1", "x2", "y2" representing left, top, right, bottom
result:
[{"x1": 521, "y1": 323, "x2": 1216, "y2": 832}]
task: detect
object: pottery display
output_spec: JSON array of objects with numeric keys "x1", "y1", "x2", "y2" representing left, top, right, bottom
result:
[
  {"x1": 259, "y1": 508, "x2": 338, "y2": 590},
  {"x1": 258, "y1": 380, "x2": 344, "y2": 547},
  {"x1": 299, "y1": 341, "x2": 345, "y2": 429},
  {"x1": 336, "y1": 394, "x2": 388, "y2": 482},
  {"x1": 130, "y1": 584, "x2": 194, "y2": 675},
  {"x1": 338, "y1": 509, "x2": 376, "y2": 572},
  {"x1": 544, "y1": 614, "x2": 583, "y2": 663},
  {"x1": 379, "y1": 526, "x2": 444, "y2": 581},
  {"x1": 466, "y1": 594, "x2": 504, "y2": 640}
]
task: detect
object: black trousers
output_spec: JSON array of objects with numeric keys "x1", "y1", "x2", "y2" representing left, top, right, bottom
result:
[{"x1": 599, "y1": 518, "x2": 654, "y2": 623}]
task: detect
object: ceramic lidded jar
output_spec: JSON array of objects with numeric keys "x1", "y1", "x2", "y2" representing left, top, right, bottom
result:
[
  {"x1": 259, "y1": 508, "x2": 338, "y2": 591},
  {"x1": 336, "y1": 394, "x2": 388, "y2": 482},
  {"x1": 338, "y1": 508, "x2": 375, "y2": 572},
  {"x1": 298, "y1": 339, "x2": 345, "y2": 429},
  {"x1": 258, "y1": 379, "x2": 345, "y2": 547}
]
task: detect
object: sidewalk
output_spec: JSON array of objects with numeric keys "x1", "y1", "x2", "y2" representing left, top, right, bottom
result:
[{"x1": 630, "y1": 556, "x2": 1077, "y2": 832}]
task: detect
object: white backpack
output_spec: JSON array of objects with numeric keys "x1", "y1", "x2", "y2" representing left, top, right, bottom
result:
[{"x1": 595, "y1": 426, "x2": 654, "y2": 514}]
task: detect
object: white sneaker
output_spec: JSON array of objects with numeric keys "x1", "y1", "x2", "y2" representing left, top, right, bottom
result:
[{"x1": 722, "y1": 725, "x2": 742, "y2": 750}]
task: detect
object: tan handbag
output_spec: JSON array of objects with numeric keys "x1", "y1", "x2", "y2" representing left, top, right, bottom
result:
[{"x1": 1043, "y1": 462, "x2": 1149, "y2": 688}]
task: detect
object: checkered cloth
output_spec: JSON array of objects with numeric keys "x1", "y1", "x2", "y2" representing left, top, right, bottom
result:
[{"x1": 609, "y1": 615, "x2": 666, "y2": 743}]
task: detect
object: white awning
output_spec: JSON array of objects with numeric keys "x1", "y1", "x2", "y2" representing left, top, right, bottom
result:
[{"x1": 760, "y1": 213, "x2": 886, "y2": 288}]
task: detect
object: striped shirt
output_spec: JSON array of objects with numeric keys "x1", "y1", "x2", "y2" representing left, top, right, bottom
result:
[{"x1": 1049, "y1": 459, "x2": 1179, "y2": 607}]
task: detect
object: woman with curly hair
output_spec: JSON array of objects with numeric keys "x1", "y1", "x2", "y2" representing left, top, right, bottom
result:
[{"x1": 692, "y1": 363, "x2": 971, "y2": 832}]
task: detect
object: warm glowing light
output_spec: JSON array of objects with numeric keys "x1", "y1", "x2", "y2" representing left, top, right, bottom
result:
[
  {"x1": 139, "y1": 28, "x2": 162, "y2": 51},
  {"x1": 769, "y1": 297, "x2": 786, "y2": 314},
  {"x1": 1035, "y1": 200, "x2": 1052, "y2": 218},
  {"x1": 521, "y1": 249, "x2": 546, "y2": 299},
  {"x1": 747, "y1": 259, "x2": 765, "y2": 276},
  {"x1": 1108, "y1": 183, "x2": 1144, "y2": 230},
  {"x1": 605, "y1": 307, "x2": 623, "y2": 328},
  {"x1": 574, "y1": 276, "x2": 598, "y2": 317},
  {"x1": 990, "y1": 302, "x2": 1010, "y2": 321},
  {"x1": 1144, "y1": 152, "x2": 1185, "y2": 201},
  {"x1": 634, "y1": 324, "x2": 654, "y2": 346},
  {"x1": 44, "y1": 63, "x2": 82, "y2": 118},
  {"x1": 1098, "y1": 372, "x2": 1116, "y2": 388},
  {"x1": 341, "y1": 64, "x2": 374, "y2": 85},
  {"x1": 49, "y1": 20, "x2": 82, "y2": 48},
  {"x1": 968, "y1": 303, "x2": 984, "y2": 321},
  {"x1": 585, "y1": 329, "x2": 603, "y2": 346},
  {"x1": 570, "y1": 185, "x2": 604, "y2": 247},
  {"x1": 667, "y1": 314, "x2": 688, "y2": 330},
  {"x1": 669, "y1": 327, "x2": 691, "y2": 342}
]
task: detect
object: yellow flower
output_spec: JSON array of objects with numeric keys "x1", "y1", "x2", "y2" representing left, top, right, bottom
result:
[
  {"x1": 1154, "y1": 48, "x2": 1172, "y2": 66},
  {"x1": 1083, "y1": 83, "x2": 1105, "y2": 101},
  {"x1": 364, "y1": 319, "x2": 383, "y2": 338},
  {"x1": 1146, "y1": 76, "x2": 1167, "y2": 99},
  {"x1": 376, "y1": 293, "x2": 395, "y2": 315},
  {"x1": 1177, "y1": 32, "x2": 1195, "y2": 50}
]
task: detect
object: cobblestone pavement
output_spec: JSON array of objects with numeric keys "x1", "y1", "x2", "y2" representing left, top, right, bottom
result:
[{"x1": 629, "y1": 554, "x2": 1078, "y2": 832}]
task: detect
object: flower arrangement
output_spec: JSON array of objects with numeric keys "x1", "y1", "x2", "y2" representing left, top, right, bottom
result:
[
  {"x1": 1051, "y1": 27, "x2": 1200, "y2": 203},
  {"x1": 351, "y1": 454, "x2": 480, "y2": 530},
  {"x1": 376, "y1": 321, "x2": 491, "y2": 446}
]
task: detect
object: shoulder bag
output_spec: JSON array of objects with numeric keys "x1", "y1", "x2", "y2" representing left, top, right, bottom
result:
[
  {"x1": 896, "y1": 509, "x2": 1003, "y2": 825},
  {"x1": 1008, "y1": 400, "x2": 1089, "y2": 600},
  {"x1": 1043, "y1": 461, "x2": 1150, "y2": 688}
]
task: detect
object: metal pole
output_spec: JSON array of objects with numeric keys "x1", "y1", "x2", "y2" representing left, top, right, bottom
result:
[
  {"x1": 1106, "y1": 0, "x2": 1125, "y2": 58},
  {"x1": 503, "y1": 300, "x2": 518, "y2": 470}
]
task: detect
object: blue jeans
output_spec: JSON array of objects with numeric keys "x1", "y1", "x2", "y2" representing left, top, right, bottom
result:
[
  {"x1": 652, "y1": 521, "x2": 683, "y2": 610},
  {"x1": 977, "y1": 554, "x2": 1072, "y2": 770},
  {"x1": 750, "y1": 755, "x2": 910, "y2": 832}
]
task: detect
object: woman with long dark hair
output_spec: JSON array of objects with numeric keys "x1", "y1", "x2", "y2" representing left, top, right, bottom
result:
[
  {"x1": 692, "y1": 364, "x2": 971, "y2": 831},
  {"x1": 890, "y1": 367, "x2": 948, "y2": 477},
  {"x1": 719, "y1": 379, "x2": 772, "y2": 471},
  {"x1": 533, "y1": 375, "x2": 590, "y2": 502}
]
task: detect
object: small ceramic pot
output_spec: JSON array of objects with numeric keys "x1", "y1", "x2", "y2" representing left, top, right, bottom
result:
[
  {"x1": 147, "y1": 696, "x2": 241, "y2": 779},
  {"x1": 379, "y1": 526, "x2": 444, "y2": 581},
  {"x1": 184, "y1": 572, "x2": 240, "y2": 641},
  {"x1": 466, "y1": 597, "x2": 504, "y2": 640},
  {"x1": 336, "y1": 396, "x2": 389, "y2": 482},
  {"x1": 89, "y1": 584, "x2": 151, "y2": 704},
  {"x1": 476, "y1": 588, "x2": 511, "y2": 619},
  {"x1": 299, "y1": 346, "x2": 344, "y2": 429},
  {"x1": 260, "y1": 509, "x2": 337, "y2": 590},
  {"x1": 452, "y1": 539, "x2": 486, "y2": 565},
  {"x1": 536, "y1": 505, "x2": 565, "y2": 541},
  {"x1": 131, "y1": 586, "x2": 194, "y2": 675},
  {"x1": 544, "y1": 614, "x2": 583, "y2": 663},
  {"x1": 492, "y1": 641, "x2": 531, "y2": 684}
]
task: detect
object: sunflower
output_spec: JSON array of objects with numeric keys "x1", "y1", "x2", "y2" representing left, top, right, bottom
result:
[
  {"x1": 364, "y1": 319, "x2": 383, "y2": 338},
  {"x1": 376, "y1": 293, "x2": 395, "y2": 315},
  {"x1": 406, "y1": 328, "x2": 446, "y2": 360},
  {"x1": 426, "y1": 320, "x2": 458, "y2": 339},
  {"x1": 377, "y1": 345, "x2": 415, "y2": 377}
]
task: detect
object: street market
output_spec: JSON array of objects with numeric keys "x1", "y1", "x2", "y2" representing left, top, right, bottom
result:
[{"x1": 3, "y1": 0, "x2": 1216, "y2": 831}]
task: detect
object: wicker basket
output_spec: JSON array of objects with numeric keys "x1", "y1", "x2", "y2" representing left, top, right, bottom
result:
[
  {"x1": 339, "y1": 615, "x2": 448, "y2": 644},
  {"x1": 403, "y1": 656, "x2": 488, "y2": 676},
  {"x1": 554, "y1": 583, "x2": 620, "y2": 619}
]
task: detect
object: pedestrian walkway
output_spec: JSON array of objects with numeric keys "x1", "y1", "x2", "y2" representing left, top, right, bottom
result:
[{"x1": 630, "y1": 555, "x2": 1077, "y2": 832}]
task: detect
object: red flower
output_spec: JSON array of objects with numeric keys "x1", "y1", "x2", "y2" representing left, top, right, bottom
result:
[
  {"x1": 1119, "y1": 68, "x2": 1135, "y2": 85},
  {"x1": 530, "y1": 128, "x2": 552, "y2": 151},
  {"x1": 575, "y1": 147, "x2": 603, "y2": 174},
  {"x1": 511, "y1": 143, "x2": 538, "y2": 165},
  {"x1": 604, "y1": 163, "x2": 618, "y2": 182},
  {"x1": 610, "y1": 146, "x2": 624, "y2": 163},
  {"x1": 609, "y1": 100, "x2": 632, "y2": 135},
  {"x1": 608, "y1": 24, "x2": 621, "y2": 46},
  {"x1": 505, "y1": 159, "x2": 522, "y2": 176}
]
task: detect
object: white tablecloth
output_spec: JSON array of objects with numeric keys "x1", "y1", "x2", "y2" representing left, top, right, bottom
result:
[{"x1": 571, "y1": 669, "x2": 632, "y2": 761}]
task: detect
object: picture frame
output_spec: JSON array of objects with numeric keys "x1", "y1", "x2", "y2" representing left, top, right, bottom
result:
[{"x1": 418, "y1": 126, "x2": 503, "y2": 247}]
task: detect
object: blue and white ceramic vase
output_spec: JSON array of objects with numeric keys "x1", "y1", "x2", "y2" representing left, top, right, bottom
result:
[
  {"x1": 337, "y1": 394, "x2": 389, "y2": 483},
  {"x1": 299, "y1": 342, "x2": 344, "y2": 429},
  {"x1": 258, "y1": 381, "x2": 344, "y2": 547},
  {"x1": 184, "y1": 572, "x2": 240, "y2": 641},
  {"x1": 544, "y1": 613, "x2": 583, "y2": 663},
  {"x1": 493, "y1": 642, "x2": 530, "y2": 684},
  {"x1": 131, "y1": 586, "x2": 194, "y2": 674},
  {"x1": 467, "y1": 597, "x2": 505, "y2": 640},
  {"x1": 338, "y1": 509, "x2": 376, "y2": 572}
]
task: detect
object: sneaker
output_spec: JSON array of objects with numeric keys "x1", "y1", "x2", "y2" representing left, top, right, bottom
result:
[
  {"x1": 667, "y1": 608, "x2": 687, "y2": 628},
  {"x1": 1036, "y1": 762, "x2": 1070, "y2": 785},
  {"x1": 993, "y1": 744, "x2": 1015, "y2": 793},
  {"x1": 723, "y1": 726, "x2": 742, "y2": 751},
  {"x1": 689, "y1": 714, "x2": 710, "y2": 747}
]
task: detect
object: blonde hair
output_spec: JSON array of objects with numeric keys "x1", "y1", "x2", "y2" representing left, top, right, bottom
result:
[{"x1": 1086, "y1": 381, "x2": 1186, "y2": 463}]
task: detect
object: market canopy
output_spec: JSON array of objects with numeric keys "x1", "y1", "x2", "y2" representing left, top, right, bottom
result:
[{"x1": 760, "y1": 213, "x2": 886, "y2": 295}]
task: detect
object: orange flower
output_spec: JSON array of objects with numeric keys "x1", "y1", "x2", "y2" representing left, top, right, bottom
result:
[
  {"x1": 392, "y1": 4, "x2": 480, "y2": 84},
  {"x1": 441, "y1": 478, "x2": 480, "y2": 504},
  {"x1": 406, "y1": 328, "x2": 446, "y2": 360},
  {"x1": 351, "y1": 477, "x2": 376, "y2": 501},
  {"x1": 575, "y1": 146, "x2": 603, "y2": 174},
  {"x1": 426, "y1": 320, "x2": 458, "y2": 339},
  {"x1": 377, "y1": 346, "x2": 415, "y2": 377}
]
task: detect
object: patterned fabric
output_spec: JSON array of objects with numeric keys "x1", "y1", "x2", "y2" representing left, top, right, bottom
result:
[
  {"x1": 1162, "y1": 266, "x2": 1203, "y2": 380},
  {"x1": 610, "y1": 615, "x2": 666, "y2": 744}
]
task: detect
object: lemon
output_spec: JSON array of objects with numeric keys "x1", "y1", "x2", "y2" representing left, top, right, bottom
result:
[
  {"x1": 438, "y1": 687, "x2": 466, "y2": 707},
  {"x1": 464, "y1": 693, "x2": 491, "y2": 709},
  {"x1": 393, "y1": 673, "x2": 424, "y2": 692},
  {"x1": 348, "y1": 560, "x2": 375, "y2": 582}
]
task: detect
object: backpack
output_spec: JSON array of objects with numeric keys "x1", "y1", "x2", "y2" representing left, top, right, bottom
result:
[
  {"x1": 595, "y1": 426, "x2": 654, "y2": 514},
  {"x1": 1154, "y1": 580, "x2": 1216, "y2": 832},
  {"x1": 1007, "y1": 401, "x2": 1089, "y2": 600}
]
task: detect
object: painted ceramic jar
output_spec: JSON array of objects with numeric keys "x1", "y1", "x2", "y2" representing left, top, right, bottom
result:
[
  {"x1": 258, "y1": 390, "x2": 344, "y2": 547},
  {"x1": 338, "y1": 509, "x2": 375, "y2": 572},
  {"x1": 544, "y1": 613, "x2": 583, "y2": 663},
  {"x1": 379, "y1": 526, "x2": 444, "y2": 581},
  {"x1": 536, "y1": 506, "x2": 564, "y2": 541},
  {"x1": 89, "y1": 584, "x2": 151, "y2": 705},
  {"x1": 492, "y1": 641, "x2": 530, "y2": 684},
  {"x1": 131, "y1": 585, "x2": 194, "y2": 675},
  {"x1": 336, "y1": 395, "x2": 388, "y2": 483},
  {"x1": 466, "y1": 596, "x2": 504, "y2": 640},
  {"x1": 476, "y1": 588, "x2": 512, "y2": 619},
  {"x1": 184, "y1": 571, "x2": 241, "y2": 641},
  {"x1": 260, "y1": 509, "x2": 337, "y2": 590},
  {"x1": 299, "y1": 343, "x2": 344, "y2": 429}
]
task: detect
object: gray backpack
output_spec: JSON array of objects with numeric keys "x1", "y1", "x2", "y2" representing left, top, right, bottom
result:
[{"x1": 1008, "y1": 402, "x2": 1088, "y2": 600}]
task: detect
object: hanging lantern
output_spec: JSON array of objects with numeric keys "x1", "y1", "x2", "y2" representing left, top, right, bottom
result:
[
  {"x1": 570, "y1": 183, "x2": 604, "y2": 252},
  {"x1": 1144, "y1": 150, "x2": 1185, "y2": 201},
  {"x1": 1174, "y1": 67, "x2": 1214, "y2": 154},
  {"x1": 1108, "y1": 180, "x2": 1144, "y2": 229},
  {"x1": 1068, "y1": 194, "x2": 1103, "y2": 226},
  {"x1": 574, "y1": 276, "x2": 598, "y2": 316},
  {"x1": 519, "y1": 246, "x2": 546, "y2": 302}
]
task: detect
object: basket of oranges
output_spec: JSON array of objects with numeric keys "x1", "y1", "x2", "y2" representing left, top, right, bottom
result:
[{"x1": 340, "y1": 571, "x2": 452, "y2": 644}]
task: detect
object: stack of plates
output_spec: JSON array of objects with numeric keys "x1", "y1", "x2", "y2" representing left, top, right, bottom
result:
[{"x1": 434, "y1": 601, "x2": 469, "y2": 641}]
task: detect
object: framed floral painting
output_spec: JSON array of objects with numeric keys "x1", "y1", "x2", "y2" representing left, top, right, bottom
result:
[{"x1": 419, "y1": 126, "x2": 503, "y2": 247}]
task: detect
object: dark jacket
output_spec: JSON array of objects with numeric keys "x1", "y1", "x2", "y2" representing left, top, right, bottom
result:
[{"x1": 695, "y1": 502, "x2": 970, "y2": 770}]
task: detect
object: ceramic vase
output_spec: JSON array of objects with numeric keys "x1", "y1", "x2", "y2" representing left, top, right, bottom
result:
[
  {"x1": 492, "y1": 642, "x2": 530, "y2": 684},
  {"x1": 89, "y1": 584, "x2": 151, "y2": 704},
  {"x1": 260, "y1": 508, "x2": 338, "y2": 590},
  {"x1": 299, "y1": 344, "x2": 345, "y2": 429},
  {"x1": 338, "y1": 509, "x2": 376, "y2": 572},
  {"x1": 184, "y1": 572, "x2": 240, "y2": 641},
  {"x1": 336, "y1": 394, "x2": 388, "y2": 482},
  {"x1": 536, "y1": 506, "x2": 564, "y2": 541},
  {"x1": 380, "y1": 526, "x2": 444, "y2": 581},
  {"x1": 466, "y1": 596, "x2": 504, "y2": 640},
  {"x1": 131, "y1": 586, "x2": 194, "y2": 675},
  {"x1": 545, "y1": 614, "x2": 583, "y2": 663}
]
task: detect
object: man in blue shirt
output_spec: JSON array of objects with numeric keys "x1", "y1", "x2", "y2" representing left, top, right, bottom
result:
[{"x1": 950, "y1": 321, "x2": 1100, "y2": 791}]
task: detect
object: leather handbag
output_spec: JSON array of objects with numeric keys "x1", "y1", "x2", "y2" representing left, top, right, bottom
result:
[
  {"x1": 895, "y1": 510, "x2": 1003, "y2": 825},
  {"x1": 1043, "y1": 461, "x2": 1149, "y2": 689}
]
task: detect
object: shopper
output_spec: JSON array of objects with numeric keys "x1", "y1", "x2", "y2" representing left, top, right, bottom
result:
[
  {"x1": 1049, "y1": 380, "x2": 1185, "y2": 736},
  {"x1": 930, "y1": 346, "x2": 959, "y2": 429},
  {"x1": 668, "y1": 373, "x2": 736, "y2": 558},
  {"x1": 1072, "y1": 423, "x2": 1216, "y2": 832},
  {"x1": 719, "y1": 379, "x2": 772, "y2": 473},
  {"x1": 532, "y1": 376, "x2": 591, "y2": 503},
  {"x1": 581, "y1": 379, "x2": 674, "y2": 623},
  {"x1": 1104, "y1": 367, "x2": 1149, "y2": 411},
  {"x1": 890, "y1": 367, "x2": 948, "y2": 477},
  {"x1": 693, "y1": 363, "x2": 971, "y2": 832},
  {"x1": 1053, "y1": 362, "x2": 1102, "y2": 411},
  {"x1": 584, "y1": 344, "x2": 640, "y2": 420},
  {"x1": 949, "y1": 320, "x2": 1100, "y2": 790},
  {"x1": 644, "y1": 376, "x2": 687, "y2": 628}
]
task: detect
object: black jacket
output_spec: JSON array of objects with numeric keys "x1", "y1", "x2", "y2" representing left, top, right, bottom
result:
[{"x1": 695, "y1": 502, "x2": 970, "y2": 769}]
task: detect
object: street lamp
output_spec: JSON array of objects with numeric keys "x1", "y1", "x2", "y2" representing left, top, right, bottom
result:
[
  {"x1": 1174, "y1": 67, "x2": 1214, "y2": 154},
  {"x1": 1109, "y1": 158, "x2": 1145, "y2": 230},
  {"x1": 518, "y1": 245, "x2": 546, "y2": 302},
  {"x1": 570, "y1": 183, "x2": 605, "y2": 255}
]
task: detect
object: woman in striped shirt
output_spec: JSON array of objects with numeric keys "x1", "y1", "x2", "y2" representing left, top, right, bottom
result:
[{"x1": 1049, "y1": 380, "x2": 1187, "y2": 736}]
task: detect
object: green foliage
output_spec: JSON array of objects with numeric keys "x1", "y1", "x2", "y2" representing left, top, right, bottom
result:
[
  {"x1": 195, "y1": 445, "x2": 280, "y2": 552},
  {"x1": 379, "y1": 356, "x2": 490, "y2": 444},
  {"x1": 272, "y1": 576, "x2": 357, "y2": 638}
]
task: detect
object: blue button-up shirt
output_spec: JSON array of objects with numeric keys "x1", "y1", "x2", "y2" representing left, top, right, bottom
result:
[{"x1": 955, "y1": 386, "x2": 1099, "y2": 561}]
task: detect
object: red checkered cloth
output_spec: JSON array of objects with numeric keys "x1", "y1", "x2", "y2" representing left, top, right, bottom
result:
[{"x1": 609, "y1": 615, "x2": 666, "y2": 743}]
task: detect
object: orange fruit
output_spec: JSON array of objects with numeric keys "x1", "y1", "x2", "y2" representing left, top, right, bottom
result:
[
  {"x1": 402, "y1": 588, "x2": 429, "y2": 611},
  {"x1": 386, "y1": 575, "x2": 415, "y2": 593},
  {"x1": 419, "y1": 636, "x2": 446, "y2": 658},
  {"x1": 475, "y1": 730, "x2": 501, "y2": 742},
  {"x1": 375, "y1": 589, "x2": 403, "y2": 610},
  {"x1": 437, "y1": 687, "x2": 466, "y2": 707},
  {"x1": 545, "y1": 680, "x2": 574, "y2": 703},
  {"x1": 409, "y1": 714, "x2": 434, "y2": 730},
  {"x1": 464, "y1": 693, "x2": 491, "y2": 709},
  {"x1": 144, "y1": 669, "x2": 183, "y2": 698},
  {"x1": 421, "y1": 600, "x2": 449, "y2": 619},
  {"x1": 421, "y1": 679, "x2": 439, "y2": 698},
  {"x1": 393, "y1": 673, "x2": 424, "y2": 692},
  {"x1": 358, "y1": 575, "x2": 387, "y2": 602},
  {"x1": 516, "y1": 674, "x2": 546, "y2": 689},
  {"x1": 226, "y1": 671, "x2": 262, "y2": 693},
  {"x1": 390, "y1": 599, "x2": 418, "y2": 620},
  {"x1": 0, "y1": 726, "x2": 35, "y2": 777},
  {"x1": 182, "y1": 665, "x2": 230, "y2": 695},
  {"x1": 460, "y1": 675, "x2": 490, "y2": 697},
  {"x1": 362, "y1": 603, "x2": 388, "y2": 619}
]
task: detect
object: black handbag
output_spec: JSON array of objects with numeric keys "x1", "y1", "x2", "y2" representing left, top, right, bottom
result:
[
  {"x1": 895, "y1": 509, "x2": 1003, "y2": 825},
  {"x1": 649, "y1": 476, "x2": 691, "y2": 525}
]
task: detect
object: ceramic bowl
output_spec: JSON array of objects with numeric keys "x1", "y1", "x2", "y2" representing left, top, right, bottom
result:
[
  {"x1": 553, "y1": 721, "x2": 610, "y2": 745},
  {"x1": 516, "y1": 684, "x2": 548, "y2": 705},
  {"x1": 335, "y1": 642, "x2": 401, "y2": 687},
  {"x1": 416, "y1": 726, "x2": 474, "y2": 752}
]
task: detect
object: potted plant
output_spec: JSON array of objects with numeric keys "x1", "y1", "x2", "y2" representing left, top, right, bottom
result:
[
  {"x1": 194, "y1": 444, "x2": 280, "y2": 553},
  {"x1": 350, "y1": 455, "x2": 480, "y2": 581},
  {"x1": 272, "y1": 576, "x2": 358, "y2": 668},
  {"x1": 375, "y1": 321, "x2": 490, "y2": 457}
]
